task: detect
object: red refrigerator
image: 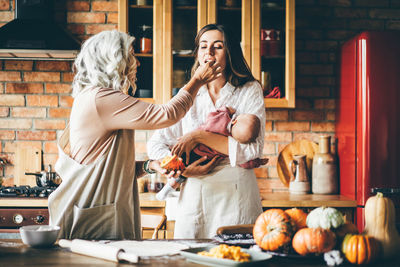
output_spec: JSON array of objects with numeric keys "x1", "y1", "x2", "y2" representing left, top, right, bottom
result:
[{"x1": 336, "y1": 31, "x2": 400, "y2": 232}]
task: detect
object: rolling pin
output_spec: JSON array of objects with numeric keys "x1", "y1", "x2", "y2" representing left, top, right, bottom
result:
[{"x1": 59, "y1": 239, "x2": 139, "y2": 263}]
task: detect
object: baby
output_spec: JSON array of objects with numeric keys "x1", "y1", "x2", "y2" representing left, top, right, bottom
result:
[
  {"x1": 185, "y1": 106, "x2": 265, "y2": 168},
  {"x1": 156, "y1": 106, "x2": 268, "y2": 200}
]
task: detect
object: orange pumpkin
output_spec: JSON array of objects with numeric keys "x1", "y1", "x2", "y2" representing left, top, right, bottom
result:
[
  {"x1": 253, "y1": 209, "x2": 296, "y2": 251},
  {"x1": 342, "y1": 234, "x2": 381, "y2": 265},
  {"x1": 292, "y1": 228, "x2": 336, "y2": 256},
  {"x1": 160, "y1": 155, "x2": 186, "y2": 172},
  {"x1": 285, "y1": 208, "x2": 308, "y2": 231}
]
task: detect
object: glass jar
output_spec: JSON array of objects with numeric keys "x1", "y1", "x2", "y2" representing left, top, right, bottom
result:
[
  {"x1": 139, "y1": 25, "x2": 152, "y2": 54},
  {"x1": 147, "y1": 173, "x2": 165, "y2": 193}
]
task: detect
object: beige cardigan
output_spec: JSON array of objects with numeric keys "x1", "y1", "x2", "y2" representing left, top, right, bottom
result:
[{"x1": 49, "y1": 87, "x2": 193, "y2": 240}]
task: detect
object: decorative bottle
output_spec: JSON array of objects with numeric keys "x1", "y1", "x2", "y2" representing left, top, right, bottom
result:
[{"x1": 312, "y1": 136, "x2": 338, "y2": 194}]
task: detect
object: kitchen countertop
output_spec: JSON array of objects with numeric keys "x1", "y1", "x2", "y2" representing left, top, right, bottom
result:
[
  {"x1": 0, "y1": 198, "x2": 48, "y2": 207},
  {"x1": 0, "y1": 192, "x2": 357, "y2": 208},
  {"x1": 1, "y1": 239, "x2": 398, "y2": 267},
  {"x1": 260, "y1": 192, "x2": 357, "y2": 207},
  {"x1": 139, "y1": 192, "x2": 357, "y2": 208},
  {"x1": 0, "y1": 193, "x2": 165, "y2": 208}
]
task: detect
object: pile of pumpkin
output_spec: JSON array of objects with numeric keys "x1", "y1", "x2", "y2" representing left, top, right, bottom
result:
[{"x1": 253, "y1": 193, "x2": 400, "y2": 265}]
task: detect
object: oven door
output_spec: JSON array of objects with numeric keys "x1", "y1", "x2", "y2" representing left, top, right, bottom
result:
[{"x1": 0, "y1": 208, "x2": 49, "y2": 233}]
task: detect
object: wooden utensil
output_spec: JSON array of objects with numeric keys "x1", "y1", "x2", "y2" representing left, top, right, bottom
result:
[
  {"x1": 14, "y1": 145, "x2": 42, "y2": 186},
  {"x1": 216, "y1": 224, "x2": 254, "y2": 235}
]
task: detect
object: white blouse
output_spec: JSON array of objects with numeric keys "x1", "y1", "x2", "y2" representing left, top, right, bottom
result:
[{"x1": 147, "y1": 80, "x2": 266, "y2": 166}]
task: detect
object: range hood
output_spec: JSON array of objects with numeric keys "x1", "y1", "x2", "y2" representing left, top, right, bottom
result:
[{"x1": 0, "y1": 0, "x2": 80, "y2": 60}]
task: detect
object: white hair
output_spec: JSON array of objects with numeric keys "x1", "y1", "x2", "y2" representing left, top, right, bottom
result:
[{"x1": 72, "y1": 30, "x2": 137, "y2": 97}]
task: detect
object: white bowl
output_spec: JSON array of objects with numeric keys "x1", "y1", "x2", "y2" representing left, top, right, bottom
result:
[{"x1": 19, "y1": 225, "x2": 60, "y2": 247}]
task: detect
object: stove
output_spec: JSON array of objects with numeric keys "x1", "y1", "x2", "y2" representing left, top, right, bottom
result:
[
  {"x1": 0, "y1": 185, "x2": 56, "y2": 198},
  {"x1": 0, "y1": 185, "x2": 56, "y2": 232}
]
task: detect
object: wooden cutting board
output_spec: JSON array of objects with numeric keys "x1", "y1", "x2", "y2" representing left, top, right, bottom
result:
[{"x1": 14, "y1": 145, "x2": 42, "y2": 186}]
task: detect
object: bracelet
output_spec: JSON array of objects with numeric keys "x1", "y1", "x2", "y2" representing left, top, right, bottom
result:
[
  {"x1": 176, "y1": 175, "x2": 187, "y2": 183},
  {"x1": 143, "y1": 159, "x2": 156, "y2": 174}
]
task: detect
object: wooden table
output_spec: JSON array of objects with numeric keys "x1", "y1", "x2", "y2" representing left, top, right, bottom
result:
[{"x1": 1, "y1": 239, "x2": 399, "y2": 267}]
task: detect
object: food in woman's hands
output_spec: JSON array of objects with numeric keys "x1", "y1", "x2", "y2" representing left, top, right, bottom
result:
[
  {"x1": 160, "y1": 155, "x2": 186, "y2": 172},
  {"x1": 198, "y1": 244, "x2": 250, "y2": 262}
]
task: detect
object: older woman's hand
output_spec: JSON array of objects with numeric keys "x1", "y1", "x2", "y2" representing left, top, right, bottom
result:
[
  {"x1": 193, "y1": 60, "x2": 222, "y2": 84},
  {"x1": 148, "y1": 160, "x2": 167, "y2": 175}
]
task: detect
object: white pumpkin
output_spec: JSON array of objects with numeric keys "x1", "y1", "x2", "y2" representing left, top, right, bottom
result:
[{"x1": 306, "y1": 207, "x2": 344, "y2": 229}]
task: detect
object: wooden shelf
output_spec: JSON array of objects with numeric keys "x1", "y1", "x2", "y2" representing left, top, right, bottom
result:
[
  {"x1": 262, "y1": 6, "x2": 285, "y2": 11},
  {"x1": 260, "y1": 192, "x2": 357, "y2": 208},
  {"x1": 174, "y1": 5, "x2": 196, "y2": 10},
  {"x1": 173, "y1": 54, "x2": 194, "y2": 58},
  {"x1": 218, "y1": 6, "x2": 241, "y2": 11},
  {"x1": 130, "y1": 4, "x2": 152, "y2": 9},
  {"x1": 262, "y1": 55, "x2": 285, "y2": 59},
  {"x1": 135, "y1": 53, "x2": 153, "y2": 57}
]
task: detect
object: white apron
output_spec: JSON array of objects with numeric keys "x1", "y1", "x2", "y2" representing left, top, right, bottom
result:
[
  {"x1": 48, "y1": 126, "x2": 141, "y2": 240},
  {"x1": 174, "y1": 161, "x2": 263, "y2": 239}
]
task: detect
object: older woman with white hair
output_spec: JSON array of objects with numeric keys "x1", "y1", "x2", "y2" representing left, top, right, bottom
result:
[{"x1": 48, "y1": 30, "x2": 221, "y2": 240}]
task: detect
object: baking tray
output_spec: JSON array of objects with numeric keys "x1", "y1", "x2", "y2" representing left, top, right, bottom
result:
[{"x1": 180, "y1": 245, "x2": 272, "y2": 266}]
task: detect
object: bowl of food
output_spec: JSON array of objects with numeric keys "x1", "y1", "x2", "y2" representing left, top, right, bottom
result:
[{"x1": 19, "y1": 225, "x2": 60, "y2": 248}]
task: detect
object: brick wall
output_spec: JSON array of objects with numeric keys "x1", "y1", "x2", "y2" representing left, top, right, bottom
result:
[
  {"x1": 1, "y1": 0, "x2": 400, "y2": 191},
  {"x1": 0, "y1": 0, "x2": 119, "y2": 186}
]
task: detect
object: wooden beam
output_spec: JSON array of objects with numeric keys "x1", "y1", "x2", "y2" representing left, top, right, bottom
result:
[
  {"x1": 118, "y1": 0, "x2": 128, "y2": 32},
  {"x1": 162, "y1": 0, "x2": 172, "y2": 103}
]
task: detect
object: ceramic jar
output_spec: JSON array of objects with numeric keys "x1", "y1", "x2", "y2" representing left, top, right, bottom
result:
[
  {"x1": 312, "y1": 136, "x2": 338, "y2": 194},
  {"x1": 289, "y1": 154, "x2": 310, "y2": 194}
]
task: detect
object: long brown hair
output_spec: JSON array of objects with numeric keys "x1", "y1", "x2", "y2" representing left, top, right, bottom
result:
[{"x1": 191, "y1": 24, "x2": 255, "y2": 87}]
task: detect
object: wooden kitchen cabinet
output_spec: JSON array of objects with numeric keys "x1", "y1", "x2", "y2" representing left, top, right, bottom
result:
[
  {"x1": 118, "y1": 0, "x2": 163, "y2": 104},
  {"x1": 138, "y1": 192, "x2": 357, "y2": 239},
  {"x1": 260, "y1": 192, "x2": 357, "y2": 223},
  {"x1": 118, "y1": 0, "x2": 295, "y2": 107},
  {"x1": 139, "y1": 192, "x2": 174, "y2": 239},
  {"x1": 250, "y1": 0, "x2": 295, "y2": 108}
]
